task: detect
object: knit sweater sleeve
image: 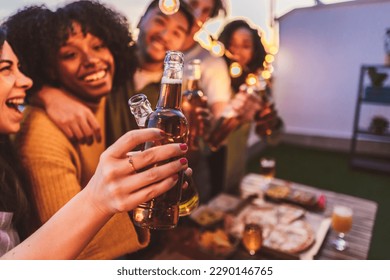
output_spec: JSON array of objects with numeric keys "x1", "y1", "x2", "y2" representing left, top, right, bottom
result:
[{"x1": 16, "y1": 107, "x2": 149, "y2": 259}]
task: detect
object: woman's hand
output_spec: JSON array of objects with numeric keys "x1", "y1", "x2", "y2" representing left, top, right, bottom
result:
[
  {"x1": 37, "y1": 85, "x2": 101, "y2": 145},
  {"x1": 85, "y1": 128, "x2": 189, "y2": 216},
  {"x1": 230, "y1": 91, "x2": 262, "y2": 123}
]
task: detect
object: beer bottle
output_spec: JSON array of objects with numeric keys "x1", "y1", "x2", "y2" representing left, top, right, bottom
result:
[
  {"x1": 132, "y1": 51, "x2": 189, "y2": 230},
  {"x1": 128, "y1": 93, "x2": 199, "y2": 217},
  {"x1": 252, "y1": 73, "x2": 284, "y2": 145},
  {"x1": 128, "y1": 93, "x2": 153, "y2": 128},
  {"x1": 182, "y1": 59, "x2": 208, "y2": 151}
]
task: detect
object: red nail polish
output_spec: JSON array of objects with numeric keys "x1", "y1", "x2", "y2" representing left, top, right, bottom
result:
[
  {"x1": 180, "y1": 158, "x2": 188, "y2": 165},
  {"x1": 179, "y1": 143, "x2": 188, "y2": 151}
]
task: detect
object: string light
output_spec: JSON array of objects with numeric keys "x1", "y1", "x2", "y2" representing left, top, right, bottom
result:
[
  {"x1": 210, "y1": 40, "x2": 225, "y2": 57},
  {"x1": 229, "y1": 62, "x2": 243, "y2": 78},
  {"x1": 159, "y1": 0, "x2": 180, "y2": 15},
  {"x1": 245, "y1": 73, "x2": 258, "y2": 86}
]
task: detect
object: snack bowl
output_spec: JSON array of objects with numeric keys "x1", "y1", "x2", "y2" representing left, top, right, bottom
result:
[{"x1": 196, "y1": 227, "x2": 240, "y2": 258}]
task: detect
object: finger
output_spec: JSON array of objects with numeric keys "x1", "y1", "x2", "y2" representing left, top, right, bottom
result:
[
  {"x1": 61, "y1": 126, "x2": 75, "y2": 140},
  {"x1": 132, "y1": 143, "x2": 188, "y2": 171},
  {"x1": 122, "y1": 175, "x2": 180, "y2": 211},
  {"x1": 86, "y1": 113, "x2": 102, "y2": 143},
  {"x1": 69, "y1": 123, "x2": 87, "y2": 144},
  {"x1": 125, "y1": 157, "x2": 188, "y2": 192},
  {"x1": 106, "y1": 128, "x2": 165, "y2": 158},
  {"x1": 78, "y1": 120, "x2": 95, "y2": 145},
  {"x1": 114, "y1": 143, "x2": 188, "y2": 175}
]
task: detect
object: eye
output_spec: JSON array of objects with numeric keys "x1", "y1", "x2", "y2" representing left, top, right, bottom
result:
[
  {"x1": 0, "y1": 63, "x2": 12, "y2": 75},
  {"x1": 154, "y1": 17, "x2": 165, "y2": 26},
  {"x1": 59, "y1": 51, "x2": 77, "y2": 60},
  {"x1": 93, "y1": 43, "x2": 106, "y2": 51}
]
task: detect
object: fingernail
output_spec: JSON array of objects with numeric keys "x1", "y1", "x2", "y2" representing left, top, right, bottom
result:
[
  {"x1": 179, "y1": 143, "x2": 188, "y2": 151},
  {"x1": 160, "y1": 130, "x2": 166, "y2": 137},
  {"x1": 172, "y1": 174, "x2": 179, "y2": 181},
  {"x1": 180, "y1": 158, "x2": 188, "y2": 165}
]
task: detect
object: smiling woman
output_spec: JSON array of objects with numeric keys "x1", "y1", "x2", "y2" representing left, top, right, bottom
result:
[
  {"x1": 0, "y1": 39, "x2": 32, "y2": 134},
  {"x1": 0, "y1": 24, "x2": 190, "y2": 259}
]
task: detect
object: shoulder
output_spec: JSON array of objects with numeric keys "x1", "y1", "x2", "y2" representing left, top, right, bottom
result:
[{"x1": 16, "y1": 106, "x2": 74, "y2": 156}]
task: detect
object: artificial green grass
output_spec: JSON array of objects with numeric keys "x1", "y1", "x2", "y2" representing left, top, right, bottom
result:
[{"x1": 246, "y1": 143, "x2": 390, "y2": 259}]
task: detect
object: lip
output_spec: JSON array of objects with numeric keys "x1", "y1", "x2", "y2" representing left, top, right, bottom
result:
[
  {"x1": 4, "y1": 96, "x2": 25, "y2": 121},
  {"x1": 149, "y1": 36, "x2": 167, "y2": 52}
]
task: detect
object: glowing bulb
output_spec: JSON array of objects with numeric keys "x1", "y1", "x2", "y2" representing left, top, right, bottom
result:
[
  {"x1": 262, "y1": 70, "x2": 271, "y2": 80},
  {"x1": 229, "y1": 62, "x2": 242, "y2": 78},
  {"x1": 159, "y1": 0, "x2": 180, "y2": 15},
  {"x1": 210, "y1": 41, "x2": 225, "y2": 57},
  {"x1": 265, "y1": 54, "x2": 274, "y2": 63},
  {"x1": 269, "y1": 45, "x2": 278, "y2": 55},
  {"x1": 246, "y1": 73, "x2": 258, "y2": 86}
]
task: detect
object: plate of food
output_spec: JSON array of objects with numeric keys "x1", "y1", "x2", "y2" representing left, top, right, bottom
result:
[
  {"x1": 190, "y1": 205, "x2": 225, "y2": 227},
  {"x1": 196, "y1": 227, "x2": 239, "y2": 258}
]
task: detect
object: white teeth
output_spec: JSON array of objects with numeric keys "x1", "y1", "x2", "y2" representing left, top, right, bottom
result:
[
  {"x1": 83, "y1": 70, "x2": 106, "y2": 82},
  {"x1": 151, "y1": 41, "x2": 165, "y2": 51},
  {"x1": 6, "y1": 98, "x2": 25, "y2": 106},
  {"x1": 6, "y1": 97, "x2": 25, "y2": 112}
]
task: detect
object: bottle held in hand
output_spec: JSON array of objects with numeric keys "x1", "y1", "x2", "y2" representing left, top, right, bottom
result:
[
  {"x1": 129, "y1": 95, "x2": 199, "y2": 218},
  {"x1": 182, "y1": 59, "x2": 209, "y2": 151},
  {"x1": 132, "y1": 51, "x2": 188, "y2": 229}
]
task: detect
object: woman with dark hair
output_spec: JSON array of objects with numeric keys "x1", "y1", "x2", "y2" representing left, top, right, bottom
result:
[
  {"x1": 2, "y1": 2, "x2": 190, "y2": 259},
  {"x1": 218, "y1": 18, "x2": 267, "y2": 92},
  {"x1": 216, "y1": 18, "x2": 267, "y2": 192},
  {"x1": 0, "y1": 27, "x2": 189, "y2": 259}
]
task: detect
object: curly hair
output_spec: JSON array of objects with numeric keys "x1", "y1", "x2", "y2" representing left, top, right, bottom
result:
[
  {"x1": 2, "y1": 1, "x2": 138, "y2": 93},
  {"x1": 55, "y1": 0, "x2": 138, "y2": 89},
  {"x1": 218, "y1": 19, "x2": 266, "y2": 91}
]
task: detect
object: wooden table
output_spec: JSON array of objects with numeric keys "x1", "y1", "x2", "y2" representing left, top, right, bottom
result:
[{"x1": 127, "y1": 174, "x2": 378, "y2": 260}]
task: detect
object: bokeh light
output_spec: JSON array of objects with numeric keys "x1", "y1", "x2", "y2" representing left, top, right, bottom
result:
[{"x1": 159, "y1": 0, "x2": 180, "y2": 15}]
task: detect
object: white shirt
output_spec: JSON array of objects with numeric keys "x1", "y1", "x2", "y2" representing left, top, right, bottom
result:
[{"x1": 183, "y1": 44, "x2": 232, "y2": 106}]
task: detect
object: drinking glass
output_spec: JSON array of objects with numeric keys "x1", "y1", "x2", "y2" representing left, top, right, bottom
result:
[
  {"x1": 242, "y1": 223, "x2": 263, "y2": 256},
  {"x1": 331, "y1": 205, "x2": 353, "y2": 251},
  {"x1": 259, "y1": 157, "x2": 276, "y2": 179}
]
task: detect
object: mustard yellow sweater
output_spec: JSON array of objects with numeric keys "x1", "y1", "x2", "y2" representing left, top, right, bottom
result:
[{"x1": 15, "y1": 99, "x2": 149, "y2": 259}]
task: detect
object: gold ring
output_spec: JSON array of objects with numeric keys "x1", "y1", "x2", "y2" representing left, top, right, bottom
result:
[{"x1": 128, "y1": 155, "x2": 137, "y2": 173}]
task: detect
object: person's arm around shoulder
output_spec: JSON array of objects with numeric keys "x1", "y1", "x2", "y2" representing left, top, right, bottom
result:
[
  {"x1": 2, "y1": 128, "x2": 188, "y2": 260},
  {"x1": 34, "y1": 85, "x2": 101, "y2": 145}
]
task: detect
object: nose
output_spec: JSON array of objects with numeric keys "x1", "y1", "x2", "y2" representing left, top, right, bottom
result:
[
  {"x1": 82, "y1": 53, "x2": 100, "y2": 67},
  {"x1": 16, "y1": 70, "x2": 33, "y2": 90}
]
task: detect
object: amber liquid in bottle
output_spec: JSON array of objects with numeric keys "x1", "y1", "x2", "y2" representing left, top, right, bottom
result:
[
  {"x1": 129, "y1": 93, "x2": 198, "y2": 217},
  {"x1": 182, "y1": 59, "x2": 208, "y2": 151},
  {"x1": 132, "y1": 51, "x2": 188, "y2": 230}
]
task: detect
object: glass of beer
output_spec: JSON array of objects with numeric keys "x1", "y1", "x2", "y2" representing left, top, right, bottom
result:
[
  {"x1": 331, "y1": 205, "x2": 353, "y2": 251},
  {"x1": 242, "y1": 223, "x2": 263, "y2": 256},
  {"x1": 259, "y1": 157, "x2": 276, "y2": 179}
]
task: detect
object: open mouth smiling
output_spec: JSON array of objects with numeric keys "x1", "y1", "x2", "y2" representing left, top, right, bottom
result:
[
  {"x1": 5, "y1": 97, "x2": 26, "y2": 112},
  {"x1": 81, "y1": 69, "x2": 108, "y2": 82}
]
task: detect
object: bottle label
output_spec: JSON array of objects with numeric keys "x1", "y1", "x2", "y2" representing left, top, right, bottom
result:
[{"x1": 161, "y1": 77, "x2": 181, "y2": 84}]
